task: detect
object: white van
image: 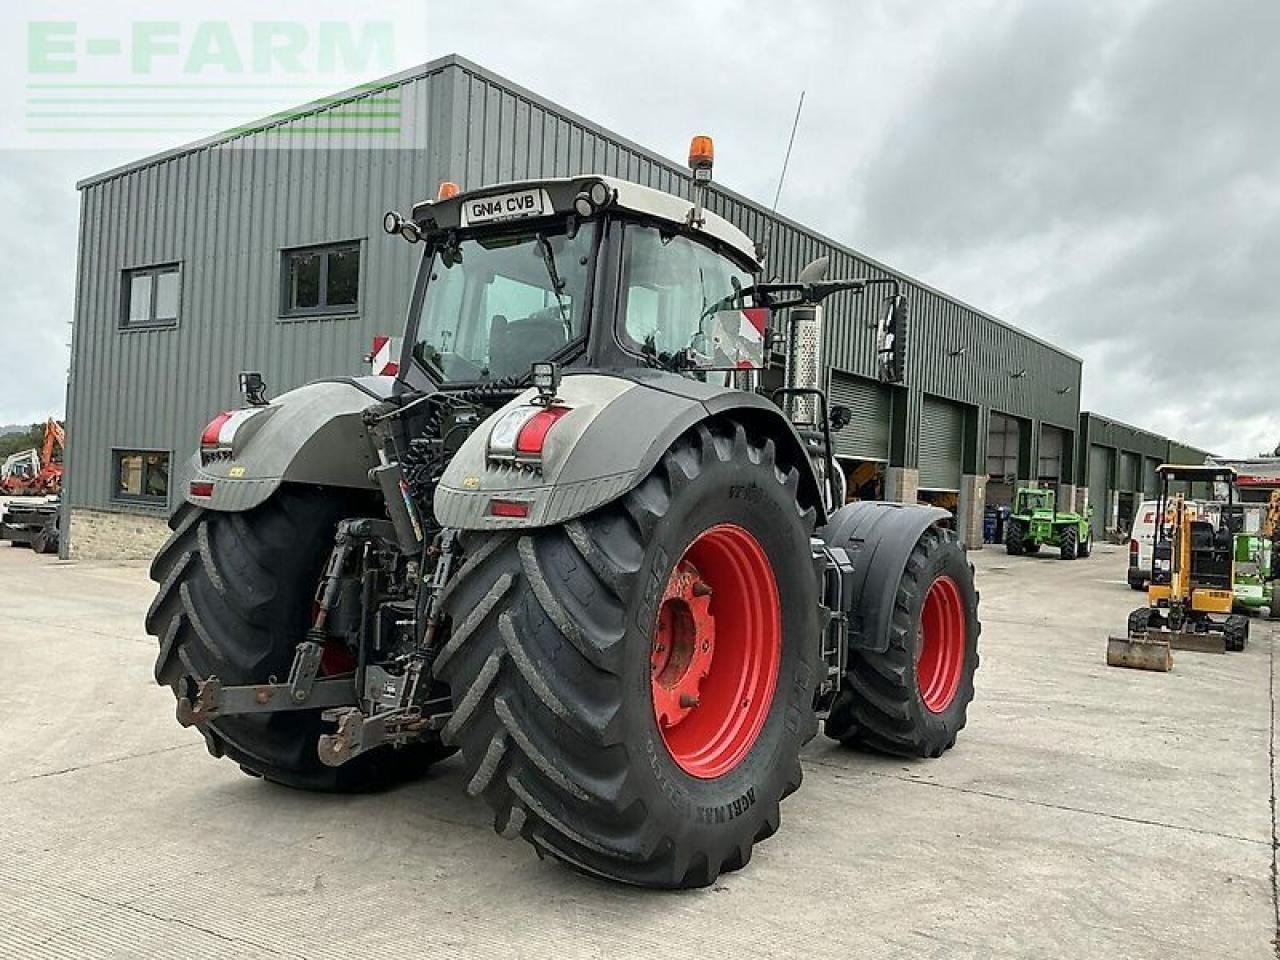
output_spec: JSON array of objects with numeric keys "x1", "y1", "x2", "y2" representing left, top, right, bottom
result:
[{"x1": 1127, "y1": 500, "x2": 1159, "y2": 590}]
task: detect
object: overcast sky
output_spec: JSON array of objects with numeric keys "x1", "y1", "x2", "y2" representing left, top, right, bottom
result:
[{"x1": 0, "y1": 0, "x2": 1275, "y2": 456}]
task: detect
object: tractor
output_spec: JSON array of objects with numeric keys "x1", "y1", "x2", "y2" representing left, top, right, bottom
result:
[
  {"x1": 1004, "y1": 485, "x2": 1092, "y2": 559},
  {"x1": 145, "y1": 137, "x2": 981, "y2": 888}
]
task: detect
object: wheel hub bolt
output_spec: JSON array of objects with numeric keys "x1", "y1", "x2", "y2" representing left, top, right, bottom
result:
[{"x1": 679, "y1": 693, "x2": 700, "y2": 709}]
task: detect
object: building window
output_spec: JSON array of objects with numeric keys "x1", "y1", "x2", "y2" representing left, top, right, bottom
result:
[
  {"x1": 113, "y1": 450, "x2": 169, "y2": 503},
  {"x1": 121, "y1": 264, "x2": 181, "y2": 329},
  {"x1": 281, "y1": 241, "x2": 360, "y2": 317}
]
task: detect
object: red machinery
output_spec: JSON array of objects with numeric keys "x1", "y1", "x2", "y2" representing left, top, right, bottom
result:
[{"x1": 0, "y1": 419, "x2": 64, "y2": 496}]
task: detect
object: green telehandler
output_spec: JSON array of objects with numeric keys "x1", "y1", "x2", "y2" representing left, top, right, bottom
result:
[{"x1": 1005, "y1": 486, "x2": 1093, "y2": 560}]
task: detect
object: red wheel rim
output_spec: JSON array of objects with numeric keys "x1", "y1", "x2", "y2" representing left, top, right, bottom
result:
[
  {"x1": 917, "y1": 575, "x2": 966, "y2": 713},
  {"x1": 650, "y1": 524, "x2": 781, "y2": 779}
]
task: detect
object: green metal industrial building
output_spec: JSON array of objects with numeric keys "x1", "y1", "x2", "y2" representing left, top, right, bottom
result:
[{"x1": 63, "y1": 54, "x2": 1210, "y2": 557}]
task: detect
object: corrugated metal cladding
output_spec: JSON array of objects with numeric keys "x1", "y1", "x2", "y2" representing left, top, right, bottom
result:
[
  {"x1": 919, "y1": 396, "x2": 964, "y2": 491},
  {"x1": 827, "y1": 372, "x2": 891, "y2": 461},
  {"x1": 68, "y1": 54, "x2": 1085, "y2": 516}
]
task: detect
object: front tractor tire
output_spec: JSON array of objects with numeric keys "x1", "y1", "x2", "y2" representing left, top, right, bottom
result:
[
  {"x1": 825, "y1": 524, "x2": 980, "y2": 758},
  {"x1": 146, "y1": 487, "x2": 451, "y2": 792},
  {"x1": 434, "y1": 420, "x2": 821, "y2": 888},
  {"x1": 1059, "y1": 526, "x2": 1078, "y2": 560}
]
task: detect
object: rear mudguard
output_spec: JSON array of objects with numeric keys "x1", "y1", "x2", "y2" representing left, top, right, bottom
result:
[
  {"x1": 434, "y1": 370, "x2": 825, "y2": 530},
  {"x1": 821, "y1": 501, "x2": 952, "y2": 654},
  {"x1": 184, "y1": 377, "x2": 396, "y2": 512}
]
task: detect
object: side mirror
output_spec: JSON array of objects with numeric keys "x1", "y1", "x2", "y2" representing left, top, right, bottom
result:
[
  {"x1": 797, "y1": 256, "x2": 830, "y2": 285},
  {"x1": 878, "y1": 295, "x2": 909, "y2": 383}
]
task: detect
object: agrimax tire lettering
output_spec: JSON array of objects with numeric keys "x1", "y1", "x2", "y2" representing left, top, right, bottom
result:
[
  {"x1": 785, "y1": 662, "x2": 812, "y2": 735},
  {"x1": 696, "y1": 787, "x2": 756, "y2": 825},
  {"x1": 636, "y1": 544, "x2": 669, "y2": 634},
  {"x1": 728, "y1": 483, "x2": 765, "y2": 505}
]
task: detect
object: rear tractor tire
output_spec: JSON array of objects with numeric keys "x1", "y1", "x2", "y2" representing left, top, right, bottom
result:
[
  {"x1": 146, "y1": 487, "x2": 453, "y2": 792},
  {"x1": 1058, "y1": 526, "x2": 1078, "y2": 560},
  {"x1": 434, "y1": 419, "x2": 821, "y2": 888},
  {"x1": 825, "y1": 523, "x2": 980, "y2": 758}
]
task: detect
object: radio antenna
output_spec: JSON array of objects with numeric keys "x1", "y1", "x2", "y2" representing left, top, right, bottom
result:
[{"x1": 759, "y1": 90, "x2": 805, "y2": 266}]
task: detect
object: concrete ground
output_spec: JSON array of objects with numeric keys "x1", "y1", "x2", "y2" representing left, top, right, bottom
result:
[{"x1": 0, "y1": 540, "x2": 1275, "y2": 959}]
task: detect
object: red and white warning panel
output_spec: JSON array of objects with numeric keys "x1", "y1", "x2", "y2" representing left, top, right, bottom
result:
[{"x1": 370, "y1": 336, "x2": 402, "y2": 377}]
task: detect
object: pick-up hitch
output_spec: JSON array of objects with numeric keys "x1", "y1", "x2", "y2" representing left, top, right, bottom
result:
[{"x1": 175, "y1": 640, "x2": 358, "y2": 727}]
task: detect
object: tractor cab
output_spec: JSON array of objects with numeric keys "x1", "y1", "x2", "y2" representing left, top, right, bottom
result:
[
  {"x1": 389, "y1": 170, "x2": 768, "y2": 394},
  {"x1": 1012, "y1": 486, "x2": 1056, "y2": 519},
  {"x1": 383, "y1": 138, "x2": 906, "y2": 407},
  {"x1": 1150, "y1": 463, "x2": 1239, "y2": 596}
]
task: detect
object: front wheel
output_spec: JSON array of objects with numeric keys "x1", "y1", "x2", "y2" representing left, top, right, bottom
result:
[
  {"x1": 435, "y1": 420, "x2": 821, "y2": 888},
  {"x1": 825, "y1": 525, "x2": 980, "y2": 758},
  {"x1": 1059, "y1": 526, "x2": 1078, "y2": 560},
  {"x1": 1078, "y1": 528, "x2": 1092, "y2": 558},
  {"x1": 1225, "y1": 614, "x2": 1249, "y2": 652}
]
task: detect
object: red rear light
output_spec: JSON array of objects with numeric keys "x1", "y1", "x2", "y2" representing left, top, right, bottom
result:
[
  {"x1": 201, "y1": 412, "x2": 233, "y2": 447},
  {"x1": 190, "y1": 481, "x2": 214, "y2": 498},
  {"x1": 515, "y1": 406, "x2": 570, "y2": 456},
  {"x1": 489, "y1": 499, "x2": 530, "y2": 518},
  {"x1": 1129, "y1": 539, "x2": 1139, "y2": 556}
]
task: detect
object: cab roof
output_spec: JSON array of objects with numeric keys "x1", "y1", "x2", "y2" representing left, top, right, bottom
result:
[
  {"x1": 411, "y1": 175, "x2": 761, "y2": 270},
  {"x1": 1155, "y1": 463, "x2": 1236, "y2": 479}
]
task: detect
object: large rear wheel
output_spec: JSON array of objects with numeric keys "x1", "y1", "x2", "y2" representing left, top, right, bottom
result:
[
  {"x1": 825, "y1": 525, "x2": 980, "y2": 758},
  {"x1": 1005, "y1": 519, "x2": 1025, "y2": 556},
  {"x1": 146, "y1": 487, "x2": 452, "y2": 791},
  {"x1": 434, "y1": 420, "x2": 821, "y2": 888}
]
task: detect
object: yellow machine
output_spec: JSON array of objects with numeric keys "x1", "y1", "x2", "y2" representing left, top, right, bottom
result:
[{"x1": 1108, "y1": 464, "x2": 1249, "y2": 670}]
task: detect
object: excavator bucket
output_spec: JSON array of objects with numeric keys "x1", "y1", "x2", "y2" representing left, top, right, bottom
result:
[{"x1": 1106, "y1": 634, "x2": 1172, "y2": 672}]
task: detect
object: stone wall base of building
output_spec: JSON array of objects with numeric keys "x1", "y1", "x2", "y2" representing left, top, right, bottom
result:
[
  {"x1": 957, "y1": 474, "x2": 987, "y2": 550},
  {"x1": 885, "y1": 467, "x2": 919, "y2": 506},
  {"x1": 69, "y1": 508, "x2": 171, "y2": 563}
]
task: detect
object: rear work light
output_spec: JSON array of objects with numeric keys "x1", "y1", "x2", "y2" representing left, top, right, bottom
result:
[{"x1": 488, "y1": 405, "x2": 571, "y2": 463}]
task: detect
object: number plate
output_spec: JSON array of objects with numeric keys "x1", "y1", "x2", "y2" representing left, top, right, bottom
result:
[{"x1": 462, "y1": 189, "x2": 547, "y2": 225}]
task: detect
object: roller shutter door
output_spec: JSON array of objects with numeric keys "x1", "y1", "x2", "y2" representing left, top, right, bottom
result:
[
  {"x1": 828, "y1": 372, "x2": 890, "y2": 461},
  {"x1": 919, "y1": 396, "x2": 964, "y2": 491},
  {"x1": 1119, "y1": 452, "x2": 1139, "y2": 491},
  {"x1": 1088, "y1": 444, "x2": 1113, "y2": 535},
  {"x1": 987, "y1": 413, "x2": 1019, "y2": 479},
  {"x1": 1039, "y1": 425, "x2": 1065, "y2": 484}
]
